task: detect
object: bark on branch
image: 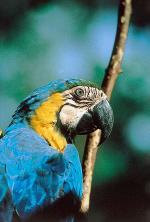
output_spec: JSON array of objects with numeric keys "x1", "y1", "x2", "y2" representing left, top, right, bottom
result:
[{"x1": 81, "y1": 0, "x2": 132, "y2": 213}]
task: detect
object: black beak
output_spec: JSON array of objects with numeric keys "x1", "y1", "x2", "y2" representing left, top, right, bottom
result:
[
  {"x1": 76, "y1": 99, "x2": 114, "y2": 144},
  {"x1": 92, "y1": 100, "x2": 114, "y2": 144}
]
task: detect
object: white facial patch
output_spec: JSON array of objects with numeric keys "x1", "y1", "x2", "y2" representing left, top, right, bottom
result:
[
  {"x1": 60, "y1": 86, "x2": 107, "y2": 133},
  {"x1": 59, "y1": 104, "x2": 87, "y2": 130}
]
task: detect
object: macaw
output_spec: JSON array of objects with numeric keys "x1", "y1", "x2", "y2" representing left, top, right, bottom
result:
[{"x1": 0, "y1": 79, "x2": 113, "y2": 222}]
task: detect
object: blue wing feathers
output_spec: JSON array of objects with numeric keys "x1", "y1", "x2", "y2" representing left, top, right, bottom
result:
[
  {"x1": 0, "y1": 123, "x2": 82, "y2": 220},
  {"x1": 0, "y1": 142, "x2": 14, "y2": 222}
]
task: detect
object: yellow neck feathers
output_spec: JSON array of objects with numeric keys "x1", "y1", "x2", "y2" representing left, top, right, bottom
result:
[{"x1": 30, "y1": 93, "x2": 67, "y2": 152}]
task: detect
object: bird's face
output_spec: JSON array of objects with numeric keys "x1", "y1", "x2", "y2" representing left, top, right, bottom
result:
[
  {"x1": 59, "y1": 85, "x2": 113, "y2": 143},
  {"x1": 12, "y1": 79, "x2": 113, "y2": 150}
]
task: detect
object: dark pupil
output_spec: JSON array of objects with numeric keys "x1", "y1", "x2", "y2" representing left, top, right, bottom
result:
[{"x1": 75, "y1": 89, "x2": 84, "y2": 97}]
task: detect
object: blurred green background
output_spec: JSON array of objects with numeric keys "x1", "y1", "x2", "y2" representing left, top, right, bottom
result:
[{"x1": 0, "y1": 0, "x2": 150, "y2": 221}]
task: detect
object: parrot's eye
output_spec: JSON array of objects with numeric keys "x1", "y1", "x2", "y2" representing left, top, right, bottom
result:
[{"x1": 74, "y1": 88, "x2": 84, "y2": 98}]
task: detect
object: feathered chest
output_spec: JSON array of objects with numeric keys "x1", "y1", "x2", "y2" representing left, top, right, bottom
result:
[{"x1": 1, "y1": 126, "x2": 82, "y2": 219}]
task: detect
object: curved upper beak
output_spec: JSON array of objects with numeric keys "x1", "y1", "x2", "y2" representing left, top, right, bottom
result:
[
  {"x1": 92, "y1": 99, "x2": 114, "y2": 144},
  {"x1": 76, "y1": 99, "x2": 114, "y2": 144}
]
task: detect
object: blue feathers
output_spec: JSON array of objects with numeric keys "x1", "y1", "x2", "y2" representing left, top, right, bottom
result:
[
  {"x1": 0, "y1": 79, "x2": 91, "y2": 221},
  {"x1": 0, "y1": 122, "x2": 82, "y2": 220}
]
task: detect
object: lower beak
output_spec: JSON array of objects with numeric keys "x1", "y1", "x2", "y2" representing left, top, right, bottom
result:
[
  {"x1": 92, "y1": 100, "x2": 114, "y2": 144},
  {"x1": 76, "y1": 99, "x2": 114, "y2": 144}
]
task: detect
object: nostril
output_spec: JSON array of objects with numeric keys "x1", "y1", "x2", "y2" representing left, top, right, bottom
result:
[{"x1": 101, "y1": 92, "x2": 103, "y2": 97}]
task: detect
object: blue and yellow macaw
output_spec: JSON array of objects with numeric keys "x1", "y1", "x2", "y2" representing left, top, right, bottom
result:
[{"x1": 0, "y1": 79, "x2": 113, "y2": 222}]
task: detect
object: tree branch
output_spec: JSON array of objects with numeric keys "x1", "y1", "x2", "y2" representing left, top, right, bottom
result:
[{"x1": 81, "y1": 0, "x2": 132, "y2": 213}]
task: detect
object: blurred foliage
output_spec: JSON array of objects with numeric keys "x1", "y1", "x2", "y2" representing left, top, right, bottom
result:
[
  {"x1": 0, "y1": 1, "x2": 150, "y2": 222},
  {"x1": 0, "y1": 0, "x2": 150, "y2": 32}
]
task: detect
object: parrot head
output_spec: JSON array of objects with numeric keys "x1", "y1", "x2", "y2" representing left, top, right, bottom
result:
[
  {"x1": 12, "y1": 79, "x2": 113, "y2": 151},
  {"x1": 59, "y1": 82, "x2": 113, "y2": 144}
]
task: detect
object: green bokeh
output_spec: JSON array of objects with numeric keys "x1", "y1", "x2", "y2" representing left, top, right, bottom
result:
[{"x1": 0, "y1": 2, "x2": 150, "y2": 221}]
